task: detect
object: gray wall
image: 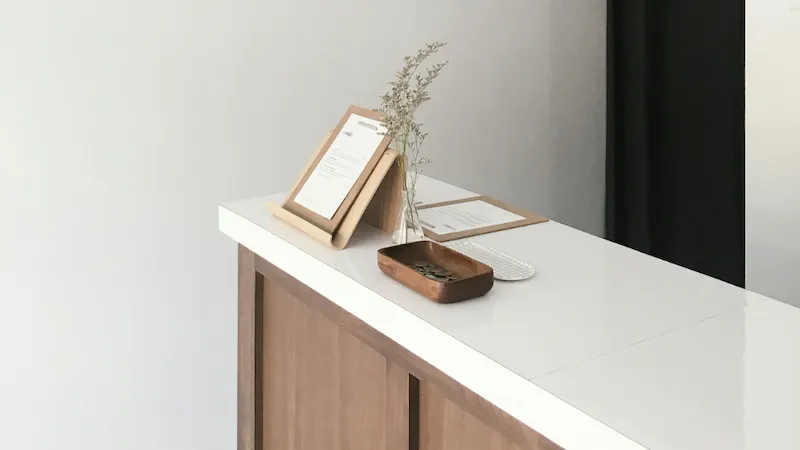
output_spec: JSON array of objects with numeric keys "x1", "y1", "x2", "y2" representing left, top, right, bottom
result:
[
  {"x1": 0, "y1": 1, "x2": 605, "y2": 449},
  {"x1": 746, "y1": 1, "x2": 800, "y2": 307}
]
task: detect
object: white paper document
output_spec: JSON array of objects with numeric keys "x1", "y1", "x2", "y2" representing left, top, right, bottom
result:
[
  {"x1": 294, "y1": 114, "x2": 387, "y2": 219},
  {"x1": 418, "y1": 200, "x2": 526, "y2": 234}
]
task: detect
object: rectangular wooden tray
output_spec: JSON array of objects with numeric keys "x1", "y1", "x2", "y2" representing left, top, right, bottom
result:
[{"x1": 377, "y1": 241, "x2": 494, "y2": 303}]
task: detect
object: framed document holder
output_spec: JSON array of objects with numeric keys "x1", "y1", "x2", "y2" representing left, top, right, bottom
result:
[
  {"x1": 282, "y1": 105, "x2": 392, "y2": 234},
  {"x1": 417, "y1": 196, "x2": 548, "y2": 242}
]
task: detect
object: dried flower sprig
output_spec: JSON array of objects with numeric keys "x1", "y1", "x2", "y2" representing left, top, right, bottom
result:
[{"x1": 378, "y1": 41, "x2": 448, "y2": 194}]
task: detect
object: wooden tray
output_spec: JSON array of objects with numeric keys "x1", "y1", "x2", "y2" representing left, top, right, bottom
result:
[{"x1": 377, "y1": 241, "x2": 494, "y2": 303}]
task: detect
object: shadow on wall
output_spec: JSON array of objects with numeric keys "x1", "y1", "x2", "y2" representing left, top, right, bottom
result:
[
  {"x1": 747, "y1": 240, "x2": 800, "y2": 308},
  {"x1": 547, "y1": 0, "x2": 606, "y2": 237}
]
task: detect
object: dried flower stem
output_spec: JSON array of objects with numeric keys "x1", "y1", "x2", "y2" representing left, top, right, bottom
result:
[{"x1": 378, "y1": 42, "x2": 449, "y2": 197}]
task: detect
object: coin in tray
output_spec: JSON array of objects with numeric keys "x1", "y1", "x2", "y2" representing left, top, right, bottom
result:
[{"x1": 408, "y1": 261, "x2": 460, "y2": 282}]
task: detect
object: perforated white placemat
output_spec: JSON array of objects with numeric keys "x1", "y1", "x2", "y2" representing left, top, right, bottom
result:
[{"x1": 445, "y1": 240, "x2": 536, "y2": 281}]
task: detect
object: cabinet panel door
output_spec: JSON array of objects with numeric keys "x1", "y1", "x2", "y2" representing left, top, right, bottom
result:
[
  {"x1": 261, "y1": 276, "x2": 408, "y2": 450},
  {"x1": 420, "y1": 381, "x2": 563, "y2": 450}
]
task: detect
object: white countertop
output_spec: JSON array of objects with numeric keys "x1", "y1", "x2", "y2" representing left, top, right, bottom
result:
[{"x1": 219, "y1": 176, "x2": 800, "y2": 450}]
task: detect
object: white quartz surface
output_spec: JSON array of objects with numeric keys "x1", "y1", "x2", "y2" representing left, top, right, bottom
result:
[
  {"x1": 535, "y1": 298, "x2": 800, "y2": 450},
  {"x1": 219, "y1": 176, "x2": 796, "y2": 450}
]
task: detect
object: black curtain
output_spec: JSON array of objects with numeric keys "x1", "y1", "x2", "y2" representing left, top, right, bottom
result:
[{"x1": 606, "y1": 1, "x2": 745, "y2": 286}]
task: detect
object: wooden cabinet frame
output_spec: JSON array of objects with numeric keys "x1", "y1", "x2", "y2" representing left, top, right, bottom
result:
[{"x1": 237, "y1": 245, "x2": 562, "y2": 450}]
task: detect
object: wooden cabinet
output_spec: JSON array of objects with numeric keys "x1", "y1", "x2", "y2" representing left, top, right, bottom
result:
[
  {"x1": 421, "y1": 382, "x2": 522, "y2": 450},
  {"x1": 238, "y1": 245, "x2": 561, "y2": 450},
  {"x1": 420, "y1": 381, "x2": 569, "y2": 450},
  {"x1": 260, "y1": 277, "x2": 408, "y2": 450}
]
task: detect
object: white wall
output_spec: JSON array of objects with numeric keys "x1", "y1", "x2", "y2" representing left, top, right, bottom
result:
[
  {"x1": 0, "y1": 1, "x2": 605, "y2": 449},
  {"x1": 746, "y1": 1, "x2": 800, "y2": 307}
]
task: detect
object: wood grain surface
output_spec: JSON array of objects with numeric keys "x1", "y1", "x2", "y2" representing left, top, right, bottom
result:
[
  {"x1": 238, "y1": 245, "x2": 563, "y2": 450},
  {"x1": 237, "y1": 246, "x2": 261, "y2": 450},
  {"x1": 258, "y1": 261, "x2": 409, "y2": 449},
  {"x1": 420, "y1": 382, "x2": 562, "y2": 450},
  {"x1": 283, "y1": 105, "x2": 391, "y2": 233},
  {"x1": 269, "y1": 149, "x2": 401, "y2": 250},
  {"x1": 362, "y1": 156, "x2": 405, "y2": 233},
  {"x1": 377, "y1": 241, "x2": 494, "y2": 303},
  {"x1": 418, "y1": 195, "x2": 548, "y2": 242}
]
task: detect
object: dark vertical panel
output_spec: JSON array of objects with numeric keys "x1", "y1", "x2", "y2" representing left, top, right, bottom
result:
[
  {"x1": 408, "y1": 375, "x2": 420, "y2": 450},
  {"x1": 237, "y1": 245, "x2": 258, "y2": 450},
  {"x1": 607, "y1": 0, "x2": 745, "y2": 286},
  {"x1": 607, "y1": 0, "x2": 655, "y2": 251}
]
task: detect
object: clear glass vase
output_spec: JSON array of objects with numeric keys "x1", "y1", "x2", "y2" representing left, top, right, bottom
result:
[{"x1": 392, "y1": 189, "x2": 425, "y2": 244}]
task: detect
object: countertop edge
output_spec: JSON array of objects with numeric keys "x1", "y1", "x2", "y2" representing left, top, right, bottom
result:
[{"x1": 218, "y1": 204, "x2": 647, "y2": 450}]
